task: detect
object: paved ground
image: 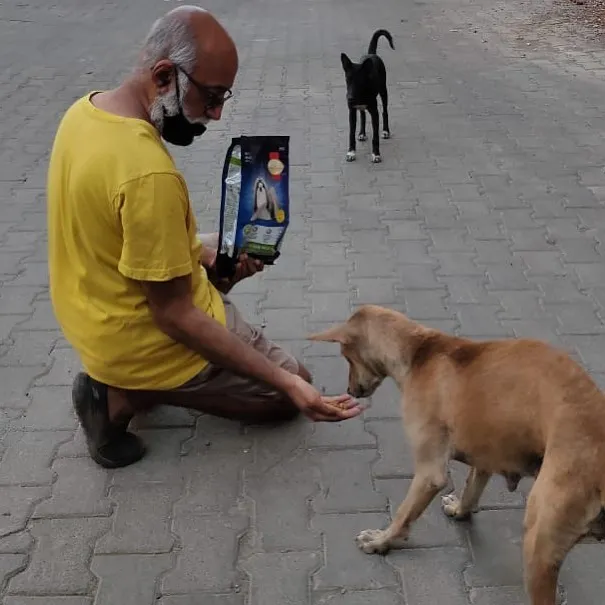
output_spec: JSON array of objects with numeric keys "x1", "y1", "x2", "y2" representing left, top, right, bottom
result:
[{"x1": 1, "y1": 0, "x2": 605, "y2": 603}]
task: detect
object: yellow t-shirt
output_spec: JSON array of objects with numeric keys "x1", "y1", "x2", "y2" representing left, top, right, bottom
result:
[{"x1": 47, "y1": 92, "x2": 226, "y2": 390}]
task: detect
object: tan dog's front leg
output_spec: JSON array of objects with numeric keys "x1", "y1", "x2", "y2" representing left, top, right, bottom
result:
[
  {"x1": 442, "y1": 467, "x2": 491, "y2": 520},
  {"x1": 356, "y1": 463, "x2": 447, "y2": 554}
]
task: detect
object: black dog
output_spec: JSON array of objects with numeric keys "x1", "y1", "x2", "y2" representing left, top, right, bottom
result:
[{"x1": 341, "y1": 29, "x2": 394, "y2": 163}]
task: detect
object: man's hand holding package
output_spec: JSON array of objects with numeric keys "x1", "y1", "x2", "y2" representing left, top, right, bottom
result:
[{"x1": 199, "y1": 232, "x2": 264, "y2": 293}]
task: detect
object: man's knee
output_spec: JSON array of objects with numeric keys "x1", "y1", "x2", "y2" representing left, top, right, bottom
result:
[
  {"x1": 243, "y1": 395, "x2": 300, "y2": 425},
  {"x1": 272, "y1": 397, "x2": 301, "y2": 422},
  {"x1": 249, "y1": 360, "x2": 309, "y2": 424},
  {"x1": 297, "y1": 361, "x2": 312, "y2": 384}
]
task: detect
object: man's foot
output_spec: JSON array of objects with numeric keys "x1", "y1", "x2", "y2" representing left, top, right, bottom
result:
[{"x1": 71, "y1": 372, "x2": 145, "y2": 468}]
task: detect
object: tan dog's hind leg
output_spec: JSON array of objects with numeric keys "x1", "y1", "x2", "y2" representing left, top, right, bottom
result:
[
  {"x1": 442, "y1": 467, "x2": 491, "y2": 520},
  {"x1": 523, "y1": 469, "x2": 600, "y2": 605},
  {"x1": 356, "y1": 458, "x2": 448, "y2": 554}
]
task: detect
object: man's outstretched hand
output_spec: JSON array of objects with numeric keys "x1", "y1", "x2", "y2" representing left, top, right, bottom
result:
[{"x1": 284, "y1": 374, "x2": 364, "y2": 422}]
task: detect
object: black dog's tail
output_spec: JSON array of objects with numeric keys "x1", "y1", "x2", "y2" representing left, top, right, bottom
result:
[{"x1": 368, "y1": 29, "x2": 394, "y2": 55}]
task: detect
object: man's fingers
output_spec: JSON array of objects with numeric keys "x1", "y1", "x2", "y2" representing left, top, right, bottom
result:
[
  {"x1": 230, "y1": 254, "x2": 263, "y2": 283},
  {"x1": 308, "y1": 399, "x2": 364, "y2": 422},
  {"x1": 232, "y1": 257, "x2": 259, "y2": 280},
  {"x1": 234, "y1": 266, "x2": 245, "y2": 281},
  {"x1": 308, "y1": 405, "x2": 364, "y2": 422},
  {"x1": 245, "y1": 258, "x2": 260, "y2": 274},
  {"x1": 323, "y1": 394, "x2": 356, "y2": 408},
  {"x1": 323, "y1": 393, "x2": 351, "y2": 402},
  {"x1": 334, "y1": 405, "x2": 364, "y2": 419},
  {"x1": 322, "y1": 394, "x2": 361, "y2": 413},
  {"x1": 306, "y1": 402, "x2": 340, "y2": 420}
]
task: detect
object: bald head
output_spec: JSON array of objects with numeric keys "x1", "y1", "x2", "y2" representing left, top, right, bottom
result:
[
  {"x1": 139, "y1": 5, "x2": 238, "y2": 80},
  {"x1": 138, "y1": 5, "x2": 238, "y2": 140}
]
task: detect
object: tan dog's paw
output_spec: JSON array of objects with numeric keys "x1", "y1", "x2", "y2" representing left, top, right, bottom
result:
[
  {"x1": 441, "y1": 493, "x2": 461, "y2": 517},
  {"x1": 355, "y1": 529, "x2": 391, "y2": 554},
  {"x1": 441, "y1": 493, "x2": 471, "y2": 520}
]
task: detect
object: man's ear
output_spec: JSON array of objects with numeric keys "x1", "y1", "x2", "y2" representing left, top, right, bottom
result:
[
  {"x1": 307, "y1": 324, "x2": 349, "y2": 343},
  {"x1": 340, "y1": 53, "x2": 353, "y2": 72},
  {"x1": 151, "y1": 60, "x2": 175, "y2": 92}
]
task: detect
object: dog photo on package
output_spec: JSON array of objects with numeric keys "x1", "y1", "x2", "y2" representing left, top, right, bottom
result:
[{"x1": 216, "y1": 135, "x2": 289, "y2": 279}]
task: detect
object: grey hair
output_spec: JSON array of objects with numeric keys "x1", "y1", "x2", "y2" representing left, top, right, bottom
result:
[{"x1": 138, "y1": 9, "x2": 199, "y2": 72}]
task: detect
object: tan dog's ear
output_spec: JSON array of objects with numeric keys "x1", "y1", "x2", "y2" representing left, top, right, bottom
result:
[{"x1": 307, "y1": 324, "x2": 348, "y2": 343}]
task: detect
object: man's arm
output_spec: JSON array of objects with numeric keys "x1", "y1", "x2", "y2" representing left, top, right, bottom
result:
[
  {"x1": 140, "y1": 275, "x2": 363, "y2": 422},
  {"x1": 141, "y1": 274, "x2": 294, "y2": 392}
]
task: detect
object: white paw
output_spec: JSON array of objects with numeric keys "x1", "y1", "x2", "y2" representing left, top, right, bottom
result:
[
  {"x1": 358, "y1": 133, "x2": 367, "y2": 141},
  {"x1": 371, "y1": 153, "x2": 382, "y2": 163},
  {"x1": 355, "y1": 528, "x2": 390, "y2": 554},
  {"x1": 382, "y1": 131, "x2": 391, "y2": 139},
  {"x1": 346, "y1": 151, "x2": 356, "y2": 162},
  {"x1": 442, "y1": 493, "x2": 475, "y2": 520},
  {"x1": 441, "y1": 493, "x2": 462, "y2": 518}
]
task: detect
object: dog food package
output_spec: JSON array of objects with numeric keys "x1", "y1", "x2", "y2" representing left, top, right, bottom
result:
[{"x1": 215, "y1": 135, "x2": 290, "y2": 279}]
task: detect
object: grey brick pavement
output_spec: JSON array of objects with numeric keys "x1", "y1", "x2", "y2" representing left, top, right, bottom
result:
[{"x1": 1, "y1": 0, "x2": 605, "y2": 602}]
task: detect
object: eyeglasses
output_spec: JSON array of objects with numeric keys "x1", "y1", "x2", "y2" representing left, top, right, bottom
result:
[{"x1": 175, "y1": 65, "x2": 233, "y2": 110}]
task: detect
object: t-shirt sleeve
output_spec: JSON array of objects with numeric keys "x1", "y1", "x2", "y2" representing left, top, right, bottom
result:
[{"x1": 115, "y1": 172, "x2": 194, "y2": 282}]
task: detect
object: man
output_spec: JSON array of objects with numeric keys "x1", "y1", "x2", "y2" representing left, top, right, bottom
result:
[{"x1": 47, "y1": 6, "x2": 362, "y2": 469}]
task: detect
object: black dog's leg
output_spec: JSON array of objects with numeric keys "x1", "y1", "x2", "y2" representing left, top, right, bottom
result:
[
  {"x1": 368, "y1": 105, "x2": 381, "y2": 163},
  {"x1": 347, "y1": 108, "x2": 357, "y2": 162},
  {"x1": 380, "y1": 90, "x2": 390, "y2": 139},
  {"x1": 358, "y1": 110, "x2": 367, "y2": 141}
]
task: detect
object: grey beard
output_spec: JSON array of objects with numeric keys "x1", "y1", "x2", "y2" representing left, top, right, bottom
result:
[{"x1": 149, "y1": 71, "x2": 208, "y2": 132}]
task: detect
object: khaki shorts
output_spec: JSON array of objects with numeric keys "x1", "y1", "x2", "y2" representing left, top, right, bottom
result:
[{"x1": 171, "y1": 295, "x2": 299, "y2": 406}]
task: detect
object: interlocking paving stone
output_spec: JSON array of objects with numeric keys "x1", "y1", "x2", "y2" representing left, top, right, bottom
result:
[
  {"x1": 90, "y1": 554, "x2": 173, "y2": 605},
  {"x1": 94, "y1": 484, "x2": 180, "y2": 554},
  {"x1": 161, "y1": 513, "x2": 248, "y2": 595},
  {"x1": 240, "y1": 552, "x2": 321, "y2": 605},
  {"x1": 7, "y1": 518, "x2": 110, "y2": 595},
  {"x1": 32, "y1": 458, "x2": 112, "y2": 519},
  {"x1": 312, "y1": 513, "x2": 400, "y2": 591}
]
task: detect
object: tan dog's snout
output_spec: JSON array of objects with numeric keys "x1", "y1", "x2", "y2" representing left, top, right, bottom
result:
[
  {"x1": 346, "y1": 379, "x2": 380, "y2": 399},
  {"x1": 346, "y1": 361, "x2": 383, "y2": 398},
  {"x1": 308, "y1": 322, "x2": 384, "y2": 399}
]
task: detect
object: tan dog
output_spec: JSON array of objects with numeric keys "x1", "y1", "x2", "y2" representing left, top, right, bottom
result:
[{"x1": 308, "y1": 304, "x2": 605, "y2": 605}]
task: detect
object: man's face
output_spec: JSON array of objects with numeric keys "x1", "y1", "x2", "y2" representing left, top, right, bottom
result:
[
  {"x1": 149, "y1": 56, "x2": 237, "y2": 146},
  {"x1": 184, "y1": 47, "x2": 238, "y2": 121},
  {"x1": 148, "y1": 68, "x2": 207, "y2": 146}
]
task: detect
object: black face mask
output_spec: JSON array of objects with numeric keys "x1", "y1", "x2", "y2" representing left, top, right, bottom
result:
[
  {"x1": 160, "y1": 71, "x2": 207, "y2": 147},
  {"x1": 161, "y1": 111, "x2": 207, "y2": 146}
]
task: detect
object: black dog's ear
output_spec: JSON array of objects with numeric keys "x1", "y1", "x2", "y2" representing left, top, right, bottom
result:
[{"x1": 340, "y1": 53, "x2": 353, "y2": 72}]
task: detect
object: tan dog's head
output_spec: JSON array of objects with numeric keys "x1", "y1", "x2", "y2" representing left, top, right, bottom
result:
[{"x1": 308, "y1": 306, "x2": 404, "y2": 398}]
